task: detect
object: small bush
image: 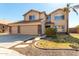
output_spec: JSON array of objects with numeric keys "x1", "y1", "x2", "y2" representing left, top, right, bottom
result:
[
  {"x1": 45, "y1": 28, "x2": 56, "y2": 37},
  {"x1": 70, "y1": 43, "x2": 79, "y2": 51}
]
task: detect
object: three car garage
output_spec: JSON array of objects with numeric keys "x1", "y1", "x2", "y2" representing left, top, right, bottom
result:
[{"x1": 9, "y1": 24, "x2": 42, "y2": 35}]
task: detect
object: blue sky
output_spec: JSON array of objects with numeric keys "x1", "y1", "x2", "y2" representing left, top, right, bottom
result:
[{"x1": 0, "y1": 3, "x2": 79, "y2": 28}]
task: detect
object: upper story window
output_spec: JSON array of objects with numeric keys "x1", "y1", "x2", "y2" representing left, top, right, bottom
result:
[
  {"x1": 45, "y1": 25, "x2": 50, "y2": 28},
  {"x1": 29, "y1": 15, "x2": 35, "y2": 21},
  {"x1": 54, "y1": 26, "x2": 57, "y2": 29},
  {"x1": 62, "y1": 26, "x2": 65, "y2": 32},
  {"x1": 47, "y1": 16, "x2": 51, "y2": 21},
  {"x1": 54, "y1": 15, "x2": 64, "y2": 20},
  {"x1": 62, "y1": 26, "x2": 64, "y2": 29}
]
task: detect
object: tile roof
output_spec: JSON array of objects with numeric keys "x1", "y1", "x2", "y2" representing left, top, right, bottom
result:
[
  {"x1": 48, "y1": 8, "x2": 64, "y2": 15},
  {"x1": 9, "y1": 19, "x2": 42, "y2": 24}
]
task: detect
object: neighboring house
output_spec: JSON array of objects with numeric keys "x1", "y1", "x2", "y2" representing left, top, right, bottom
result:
[
  {"x1": 8, "y1": 8, "x2": 68, "y2": 35},
  {"x1": 0, "y1": 23, "x2": 8, "y2": 33},
  {"x1": 69, "y1": 28, "x2": 77, "y2": 33},
  {"x1": 69, "y1": 27, "x2": 79, "y2": 33}
]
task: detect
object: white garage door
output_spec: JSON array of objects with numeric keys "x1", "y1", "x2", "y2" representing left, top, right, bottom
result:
[
  {"x1": 20, "y1": 25, "x2": 38, "y2": 35},
  {"x1": 11, "y1": 26, "x2": 18, "y2": 34}
]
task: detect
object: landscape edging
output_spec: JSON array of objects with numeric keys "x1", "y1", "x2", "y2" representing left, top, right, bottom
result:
[{"x1": 34, "y1": 41, "x2": 76, "y2": 50}]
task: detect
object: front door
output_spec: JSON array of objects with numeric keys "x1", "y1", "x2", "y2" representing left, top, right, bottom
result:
[
  {"x1": 38, "y1": 25, "x2": 42, "y2": 34},
  {"x1": 18, "y1": 26, "x2": 20, "y2": 33}
]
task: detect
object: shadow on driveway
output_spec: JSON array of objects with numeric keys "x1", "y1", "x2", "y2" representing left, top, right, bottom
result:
[{"x1": 0, "y1": 34, "x2": 34, "y2": 43}]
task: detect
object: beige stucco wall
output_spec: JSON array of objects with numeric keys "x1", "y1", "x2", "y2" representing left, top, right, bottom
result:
[
  {"x1": 24, "y1": 11, "x2": 40, "y2": 21},
  {"x1": 20, "y1": 25, "x2": 39, "y2": 35},
  {"x1": 40, "y1": 12, "x2": 46, "y2": 34},
  {"x1": 11, "y1": 26, "x2": 18, "y2": 34},
  {"x1": 50, "y1": 9, "x2": 67, "y2": 32},
  {"x1": 40, "y1": 12, "x2": 46, "y2": 19}
]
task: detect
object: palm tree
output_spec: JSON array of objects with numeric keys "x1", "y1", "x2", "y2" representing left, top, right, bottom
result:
[{"x1": 64, "y1": 3, "x2": 78, "y2": 34}]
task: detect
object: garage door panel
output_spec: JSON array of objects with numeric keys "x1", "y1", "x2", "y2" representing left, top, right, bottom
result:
[{"x1": 20, "y1": 26, "x2": 38, "y2": 35}]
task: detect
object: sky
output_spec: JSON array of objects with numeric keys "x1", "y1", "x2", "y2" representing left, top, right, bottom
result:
[{"x1": 0, "y1": 3, "x2": 79, "y2": 28}]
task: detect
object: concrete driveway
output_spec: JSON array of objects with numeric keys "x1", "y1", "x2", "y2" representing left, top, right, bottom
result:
[{"x1": 0, "y1": 34, "x2": 34, "y2": 48}]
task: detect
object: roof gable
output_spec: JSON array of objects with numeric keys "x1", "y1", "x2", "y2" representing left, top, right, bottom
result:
[
  {"x1": 48, "y1": 8, "x2": 64, "y2": 15},
  {"x1": 8, "y1": 19, "x2": 43, "y2": 25},
  {"x1": 23, "y1": 9, "x2": 42, "y2": 16}
]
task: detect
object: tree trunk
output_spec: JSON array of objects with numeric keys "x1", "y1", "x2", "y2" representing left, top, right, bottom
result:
[{"x1": 65, "y1": 8, "x2": 69, "y2": 34}]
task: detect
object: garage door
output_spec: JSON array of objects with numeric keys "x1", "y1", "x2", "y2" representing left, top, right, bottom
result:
[
  {"x1": 11, "y1": 26, "x2": 18, "y2": 34},
  {"x1": 20, "y1": 25, "x2": 38, "y2": 35}
]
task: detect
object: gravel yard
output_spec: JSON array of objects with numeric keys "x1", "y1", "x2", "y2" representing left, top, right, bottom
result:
[{"x1": 10, "y1": 41, "x2": 79, "y2": 56}]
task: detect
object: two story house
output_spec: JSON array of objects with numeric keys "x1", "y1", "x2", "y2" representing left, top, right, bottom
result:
[{"x1": 9, "y1": 8, "x2": 68, "y2": 35}]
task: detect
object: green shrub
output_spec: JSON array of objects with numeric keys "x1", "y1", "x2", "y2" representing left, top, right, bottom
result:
[
  {"x1": 45, "y1": 28, "x2": 56, "y2": 37},
  {"x1": 70, "y1": 43, "x2": 79, "y2": 51}
]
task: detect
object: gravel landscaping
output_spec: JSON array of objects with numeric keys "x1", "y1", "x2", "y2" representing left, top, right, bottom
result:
[{"x1": 10, "y1": 40, "x2": 79, "y2": 56}]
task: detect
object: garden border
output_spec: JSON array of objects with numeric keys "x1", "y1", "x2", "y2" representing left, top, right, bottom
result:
[{"x1": 34, "y1": 41, "x2": 78, "y2": 51}]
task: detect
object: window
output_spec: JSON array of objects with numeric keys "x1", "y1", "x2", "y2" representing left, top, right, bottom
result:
[
  {"x1": 54, "y1": 26, "x2": 57, "y2": 29},
  {"x1": 45, "y1": 25, "x2": 50, "y2": 28},
  {"x1": 62, "y1": 29, "x2": 65, "y2": 32},
  {"x1": 54, "y1": 25, "x2": 61, "y2": 29},
  {"x1": 62, "y1": 26, "x2": 65, "y2": 32},
  {"x1": 54, "y1": 15, "x2": 64, "y2": 20},
  {"x1": 62, "y1": 26, "x2": 64, "y2": 29},
  {"x1": 54, "y1": 21, "x2": 58, "y2": 25},
  {"x1": 29, "y1": 15, "x2": 35, "y2": 21},
  {"x1": 3, "y1": 26, "x2": 4, "y2": 28},
  {"x1": 47, "y1": 16, "x2": 51, "y2": 21}
]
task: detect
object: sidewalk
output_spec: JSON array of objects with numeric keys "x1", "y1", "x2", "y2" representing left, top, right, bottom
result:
[{"x1": 0, "y1": 48, "x2": 25, "y2": 56}]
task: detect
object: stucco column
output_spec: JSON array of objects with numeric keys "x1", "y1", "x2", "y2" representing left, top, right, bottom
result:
[{"x1": 41, "y1": 18, "x2": 46, "y2": 35}]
